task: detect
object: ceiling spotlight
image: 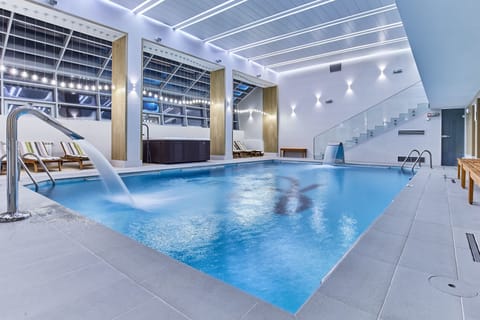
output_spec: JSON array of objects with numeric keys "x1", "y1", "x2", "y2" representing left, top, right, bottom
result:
[
  {"x1": 0, "y1": 65, "x2": 5, "y2": 72},
  {"x1": 60, "y1": 81, "x2": 66, "y2": 87},
  {"x1": 51, "y1": 79, "x2": 57, "y2": 85},
  {"x1": 104, "y1": 85, "x2": 109, "y2": 90},
  {"x1": 9, "y1": 68, "x2": 18, "y2": 75},
  {"x1": 21, "y1": 70, "x2": 29, "y2": 78},
  {"x1": 41, "y1": 77, "x2": 48, "y2": 83},
  {"x1": 68, "y1": 82, "x2": 74, "y2": 88},
  {"x1": 32, "y1": 74, "x2": 39, "y2": 81},
  {"x1": 76, "y1": 83, "x2": 83, "y2": 89},
  {"x1": 91, "y1": 85, "x2": 96, "y2": 91}
]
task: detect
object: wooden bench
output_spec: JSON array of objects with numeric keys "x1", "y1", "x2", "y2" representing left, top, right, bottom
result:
[
  {"x1": 457, "y1": 158, "x2": 480, "y2": 204},
  {"x1": 280, "y1": 147, "x2": 307, "y2": 158}
]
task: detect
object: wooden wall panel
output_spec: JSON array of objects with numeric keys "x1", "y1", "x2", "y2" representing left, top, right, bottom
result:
[
  {"x1": 472, "y1": 99, "x2": 480, "y2": 158},
  {"x1": 466, "y1": 105, "x2": 474, "y2": 156},
  {"x1": 263, "y1": 86, "x2": 278, "y2": 153},
  {"x1": 111, "y1": 35, "x2": 127, "y2": 161},
  {"x1": 210, "y1": 69, "x2": 226, "y2": 155}
]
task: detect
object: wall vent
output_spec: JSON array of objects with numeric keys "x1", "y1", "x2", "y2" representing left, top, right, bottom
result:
[
  {"x1": 398, "y1": 130, "x2": 425, "y2": 135},
  {"x1": 329, "y1": 63, "x2": 342, "y2": 73},
  {"x1": 398, "y1": 156, "x2": 425, "y2": 163}
]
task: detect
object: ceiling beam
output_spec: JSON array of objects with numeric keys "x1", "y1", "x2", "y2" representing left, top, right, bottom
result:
[
  {"x1": 159, "y1": 63, "x2": 182, "y2": 90},
  {"x1": 267, "y1": 37, "x2": 409, "y2": 69},
  {"x1": 1, "y1": 11, "x2": 14, "y2": 63},
  {"x1": 173, "y1": 0, "x2": 248, "y2": 30},
  {"x1": 230, "y1": 4, "x2": 397, "y2": 53},
  {"x1": 55, "y1": 30, "x2": 73, "y2": 71},
  {"x1": 205, "y1": 0, "x2": 335, "y2": 43},
  {"x1": 251, "y1": 22, "x2": 403, "y2": 61}
]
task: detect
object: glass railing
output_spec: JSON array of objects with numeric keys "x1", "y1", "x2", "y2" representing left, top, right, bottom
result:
[{"x1": 313, "y1": 81, "x2": 429, "y2": 160}]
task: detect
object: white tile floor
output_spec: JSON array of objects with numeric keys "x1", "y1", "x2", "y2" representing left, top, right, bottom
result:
[{"x1": 0, "y1": 161, "x2": 479, "y2": 319}]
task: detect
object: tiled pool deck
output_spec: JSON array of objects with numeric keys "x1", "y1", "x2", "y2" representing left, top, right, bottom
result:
[{"x1": 1, "y1": 159, "x2": 479, "y2": 319}]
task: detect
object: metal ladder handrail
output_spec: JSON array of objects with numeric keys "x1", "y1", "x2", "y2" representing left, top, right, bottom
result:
[
  {"x1": 401, "y1": 149, "x2": 421, "y2": 171},
  {"x1": 0, "y1": 154, "x2": 52, "y2": 191},
  {"x1": 142, "y1": 123, "x2": 152, "y2": 163},
  {"x1": 412, "y1": 149, "x2": 432, "y2": 173},
  {"x1": 21, "y1": 152, "x2": 56, "y2": 186}
]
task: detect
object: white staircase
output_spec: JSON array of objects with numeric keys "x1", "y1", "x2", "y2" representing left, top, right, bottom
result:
[{"x1": 313, "y1": 81, "x2": 429, "y2": 160}]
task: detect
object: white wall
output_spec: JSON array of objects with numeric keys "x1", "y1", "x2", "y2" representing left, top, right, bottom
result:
[
  {"x1": 277, "y1": 50, "x2": 441, "y2": 164},
  {"x1": 237, "y1": 87, "x2": 263, "y2": 140},
  {"x1": 346, "y1": 113, "x2": 441, "y2": 165},
  {"x1": 0, "y1": 115, "x2": 112, "y2": 158}
]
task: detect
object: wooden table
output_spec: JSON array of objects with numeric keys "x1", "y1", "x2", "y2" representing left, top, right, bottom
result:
[{"x1": 280, "y1": 147, "x2": 307, "y2": 158}]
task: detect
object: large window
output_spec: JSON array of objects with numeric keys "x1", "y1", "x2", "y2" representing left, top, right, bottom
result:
[
  {"x1": 0, "y1": 9, "x2": 113, "y2": 119},
  {"x1": 142, "y1": 49, "x2": 211, "y2": 128}
]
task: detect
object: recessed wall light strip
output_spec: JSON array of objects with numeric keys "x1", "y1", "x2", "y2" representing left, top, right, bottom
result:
[
  {"x1": 136, "y1": 0, "x2": 167, "y2": 15},
  {"x1": 251, "y1": 22, "x2": 403, "y2": 61},
  {"x1": 173, "y1": 0, "x2": 249, "y2": 30},
  {"x1": 230, "y1": 4, "x2": 397, "y2": 53},
  {"x1": 267, "y1": 37, "x2": 408, "y2": 68},
  {"x1": 205, "y1": 0, "x2": 335, "y2": 43}
]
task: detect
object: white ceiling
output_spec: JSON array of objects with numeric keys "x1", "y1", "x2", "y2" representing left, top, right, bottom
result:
[
  {"x1": 107, "y1": 0, "x2": 410, "y2": 72},
  {"x1": 396, "y1": 0, "x2": 480, "y2": 109}
]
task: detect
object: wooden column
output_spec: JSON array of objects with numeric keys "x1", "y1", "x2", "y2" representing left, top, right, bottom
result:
[
  {"x1": 210, "y1": 69, "x2": 226, "y2": 156},
  {"x1": 111, "y1": 35, "x2": 127, "y2": 161},
  {"x1": 472, "y1": 99, "x2": 480, "y2": 158},
  {"x1": 263, "y1": 86, "x2": 278, "y2": 153}
]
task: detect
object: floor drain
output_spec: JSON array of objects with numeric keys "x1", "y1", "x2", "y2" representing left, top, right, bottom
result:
[{"x1": 428, "y1": 276, "x2": 478, "y2": 297}]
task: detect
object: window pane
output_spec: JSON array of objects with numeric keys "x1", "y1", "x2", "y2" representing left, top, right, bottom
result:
[
  {"x1": 7, "y1": 103, "x2": 52, "y2": 116},
  {"x1": 187, "y1": 118, "x2": 203, "y2": 127},
  {"x1": 100, "y1": 95, "x2": 112, "y2": 108},
  {"x1": 186, "y1": 107, "x2": 203, "y2": 117},
  {"x1": 100, "y1": 109, "x2": 111, "y2": 120},
  {"x1": 3, "y1": 84, "x2": 54, "y2": 101},
  {"x1": 163, "y1": 105, "x2": 182, "y2": 115},
  {"x1": 143, "y1": 114, "x2": 160, "y2": 124},
  {"x1": 58, "y1": 105, "x2": 97, "y2": 120},
  {"x1": 143, "y1": 101, "x2": 159, "y2": 113},
  {"x1": 164, "y1": 116, "x2": 183, "y2": 126},
  {"x1": 58, "y1": 90, "x2": 97, "y2": 106}
]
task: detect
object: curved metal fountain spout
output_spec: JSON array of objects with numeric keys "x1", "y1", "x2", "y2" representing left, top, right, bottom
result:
[{"x1": 0, "y1": 106, "x2": 84, "y2": 223}]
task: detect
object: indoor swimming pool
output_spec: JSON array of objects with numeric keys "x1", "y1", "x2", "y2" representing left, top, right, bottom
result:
[{"x1": 35, "y1": 161, "x2": 412, "y2": 312}]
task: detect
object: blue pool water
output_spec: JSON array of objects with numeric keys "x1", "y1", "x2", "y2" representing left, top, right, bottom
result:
[{"x1": 35, "y1": 161, "x2": 411, "y2": 312}]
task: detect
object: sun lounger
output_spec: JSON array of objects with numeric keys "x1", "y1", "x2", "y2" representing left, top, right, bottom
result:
[
  {"x1": 60, "y1": 141, "x2": 91, "y2": 169},
  {"x1": 19, "y1": 141, "x2": 62, "y2": 172}
]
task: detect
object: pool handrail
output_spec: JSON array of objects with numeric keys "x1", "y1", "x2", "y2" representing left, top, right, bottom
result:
[{"x1": 0, "y1": 106, "x2": 84, "y2": 223}]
